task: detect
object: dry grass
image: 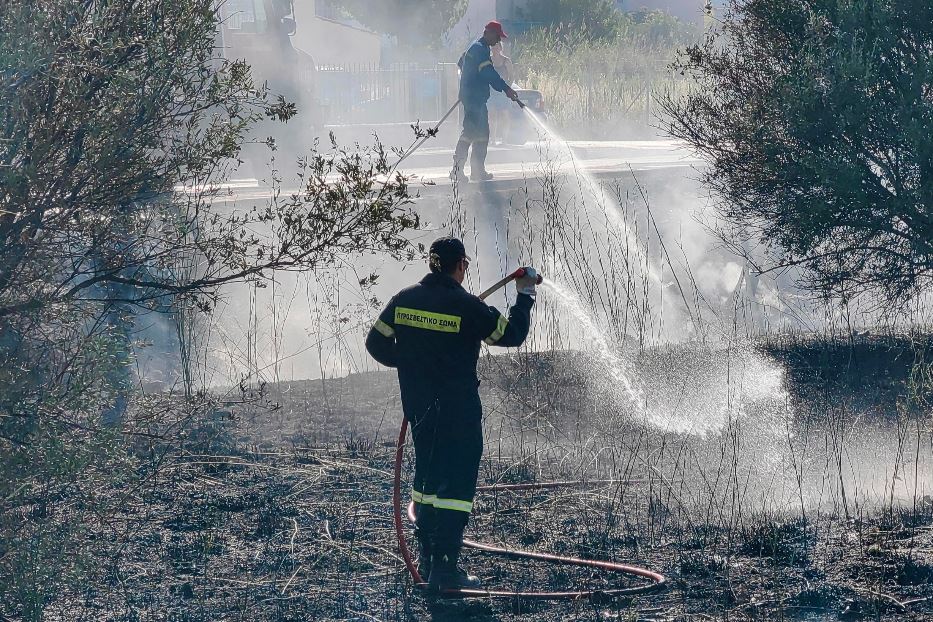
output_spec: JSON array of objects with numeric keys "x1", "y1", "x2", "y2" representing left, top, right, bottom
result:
[
  {"x1": 17, "y1": 337, "x2": 931, "y2": 621},
  {"x1": 10, "y1": 151, "x2": 933, "y2": 621}
]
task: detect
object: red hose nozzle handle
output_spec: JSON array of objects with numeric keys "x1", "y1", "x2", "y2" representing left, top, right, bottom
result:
[
  {"x1": 478, "y1": 268, "x2": 543, "y2": 300},
  {"x1": 509, "y1": 267, "x2": 544, "y2": 285}
]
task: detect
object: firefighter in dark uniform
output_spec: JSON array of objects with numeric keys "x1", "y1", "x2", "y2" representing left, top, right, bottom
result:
[
  {"x1": 450, "y1": 21, "x2": 519, "y2": 183},
  {"x1": 365, "y1": 237, "x2": 538, "y2": 590}
]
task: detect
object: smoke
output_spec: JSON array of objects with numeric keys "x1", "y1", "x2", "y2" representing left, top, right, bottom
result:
[
  {"x1": 169, "y1": 4, "x2": 933, "y2": 527},
  {"x1": 204, "y1": 2, "x2": 931, "y2": 426},
  {"x1": 200, "y1": 129, "x2": 767, "y2": 375}
]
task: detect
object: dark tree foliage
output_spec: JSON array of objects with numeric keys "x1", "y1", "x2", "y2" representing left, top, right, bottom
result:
[
  {"x1": 0, "y1": 2, "x2": 419, "y2": 616},
  {"x1": 1, "y1": 2, "x2": 418, "y2": 322},
  {"x1": 664, "y1": 0, "x2": 933, "y2": 305},
  {"x1": 330, "y1": 0, "x2": 469, "y2": 47},
  {"x1": 518, "y1": 0, "x2": 624, "y2": 41}
]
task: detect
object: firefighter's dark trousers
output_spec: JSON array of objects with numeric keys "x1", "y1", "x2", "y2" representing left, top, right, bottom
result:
[
  {"x1": 408, "y1": 391, "x2": 483, "y2": 558},
  {"x1": 453, "y1": 102, "x2": 490, "y2": 176}
]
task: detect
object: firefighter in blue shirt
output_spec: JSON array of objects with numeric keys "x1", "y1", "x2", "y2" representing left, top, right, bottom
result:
[
  {"x1": 450, "y1": 21, "x2": 519, "y2": 183},
  {"x1": 365, "y1": 237, "x2": 538, "y2": 591}
]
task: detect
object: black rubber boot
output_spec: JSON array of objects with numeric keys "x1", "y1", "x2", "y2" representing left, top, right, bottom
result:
[
  {"x1": 427, "y1": 551, "x2": 481, "y2": 591},
  {"x1": 416, "y1": 535, "x2": 432, "y2": 583},
  {"x1": 413, "y1": 502, "x2": 437, "y2": 583}
]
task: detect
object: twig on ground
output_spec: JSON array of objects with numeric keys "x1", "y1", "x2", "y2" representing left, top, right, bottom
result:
[
  {"x1": 288, "y1": 517, "x2": 298, "y2": 554},
  {"x1": 281, "y1": 564, "x2": 303, "y2": 595},
  {"x1": 347, "y1": 609, "x2": 384, "y2": 622},
  {"x1": 856, "y1": 587, "x2": 908, "y2": 611}
]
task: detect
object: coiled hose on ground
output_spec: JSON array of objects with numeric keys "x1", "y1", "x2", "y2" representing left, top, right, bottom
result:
[{"x1": 392, "y1": 417, "x2": 668, "y2": 600}]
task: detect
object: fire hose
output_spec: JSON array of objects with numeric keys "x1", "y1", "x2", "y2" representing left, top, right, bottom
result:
[
  {"x1": 390, "y1": 100, "x2": 461, "y2": 174},
  {"x1": 391, "y1": 95, "x2": 528, "y2": 174},
  {"x1": 392, "y1": 269, "x2": 668, "y2": 599}
]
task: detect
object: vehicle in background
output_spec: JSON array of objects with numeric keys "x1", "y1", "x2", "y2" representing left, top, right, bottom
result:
[
  {"x1": 502, "y1": 87, "x2": 546, "y2": 145},
  {"x1": 217, "y1": 0, "x2": 321, "y2": 132}
]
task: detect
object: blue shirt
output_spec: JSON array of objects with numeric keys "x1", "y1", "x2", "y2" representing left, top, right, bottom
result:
[{"x1": 457, "y1": 38, "x2": 510, "y2": 106}]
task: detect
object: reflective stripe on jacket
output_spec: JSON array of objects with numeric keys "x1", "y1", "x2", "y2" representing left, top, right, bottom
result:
[
  {"x1": 365, "y1": 272, "x2": 534, "y2": 406},
  {"x1": 457, "y1": 38, "x2": 510, "y2": 106}
]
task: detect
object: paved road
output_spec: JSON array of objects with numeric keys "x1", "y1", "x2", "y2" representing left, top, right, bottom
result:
[
  {"x1": 398, "y1": 139, "x2": 702, "y2": 185},
  {"x1": 189, "y1": 140, "x2": 703, "y2": 203}
]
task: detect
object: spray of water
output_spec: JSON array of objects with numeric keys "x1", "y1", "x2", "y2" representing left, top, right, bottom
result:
[
  {"x1": 542, "y1": 278, "x2": 643, "y2": 408},
  {"x1": 520, "y1": 108, "x2": 659, "y2": 430},
  {"x1": 523, "y1": 109, "x2": 663, "y2": 286},
  {"x1": 543, "y1": 278, "x2": 782, "y2": 437},
  {"x1": 524, "y1": 109, "x2": 793, "y2": 440}
]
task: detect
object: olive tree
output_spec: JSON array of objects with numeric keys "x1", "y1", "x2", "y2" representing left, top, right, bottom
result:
[
  {"x1": 663, "y1": 0, "x2": 933, "y2": 305},
  {"x1": 0, "y1": 1, "x2": 418, "y2": 617}
]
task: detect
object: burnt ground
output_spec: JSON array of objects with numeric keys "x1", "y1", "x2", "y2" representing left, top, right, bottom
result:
[{"x1": 41, "y1": 336, "x2": 933, "y2": 621}]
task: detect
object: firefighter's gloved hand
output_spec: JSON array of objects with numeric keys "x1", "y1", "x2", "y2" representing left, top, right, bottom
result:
[
  {"x1": 505, "y1": 86, "x2": 518, "y2": 101},
  {"x1": 515, "y1": 267, "x2": 538, "y2": 297}
]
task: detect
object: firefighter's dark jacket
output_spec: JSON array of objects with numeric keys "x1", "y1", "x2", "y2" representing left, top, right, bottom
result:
[
  {"x1": 365, "y1": 272, "x2": 533, "y2": 409},
  {"x1": 457, "y1": 38, "x2": 510, "y2": 106}
]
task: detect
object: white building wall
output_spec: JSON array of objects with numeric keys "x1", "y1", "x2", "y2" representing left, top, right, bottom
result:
[{"x1": 292, "y1": 0, "x2": 381, "y2": 66}]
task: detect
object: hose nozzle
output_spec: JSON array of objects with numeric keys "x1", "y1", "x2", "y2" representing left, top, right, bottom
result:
[{"x1": 509, "y1": 267, "x2": 543, "y2": 284}]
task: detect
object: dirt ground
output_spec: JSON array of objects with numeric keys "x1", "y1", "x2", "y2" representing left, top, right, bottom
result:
[{"x1": 46, "y1": 338, "x2": 933, "y2": 621}]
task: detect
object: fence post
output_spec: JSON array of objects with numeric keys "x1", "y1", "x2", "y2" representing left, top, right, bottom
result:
[
  {"x1": 435, "y1": 63, "x2": 442, "y2": 121},
  {"x1": 645, "y1": 84, "x2": 652, "y2": 126}
]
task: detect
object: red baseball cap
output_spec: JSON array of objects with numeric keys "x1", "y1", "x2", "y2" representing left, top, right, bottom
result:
[{"x1": 485, "y1": 20, "x2": 508, "y2": 39}]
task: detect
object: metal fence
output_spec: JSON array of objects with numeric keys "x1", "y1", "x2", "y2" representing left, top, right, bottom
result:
[
  {"x1": 312, "y1": 63, "x2": 456, "y2": 126},
  {"x1": 306, "y1": 60, "x2": 683, "y2": 128}
]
